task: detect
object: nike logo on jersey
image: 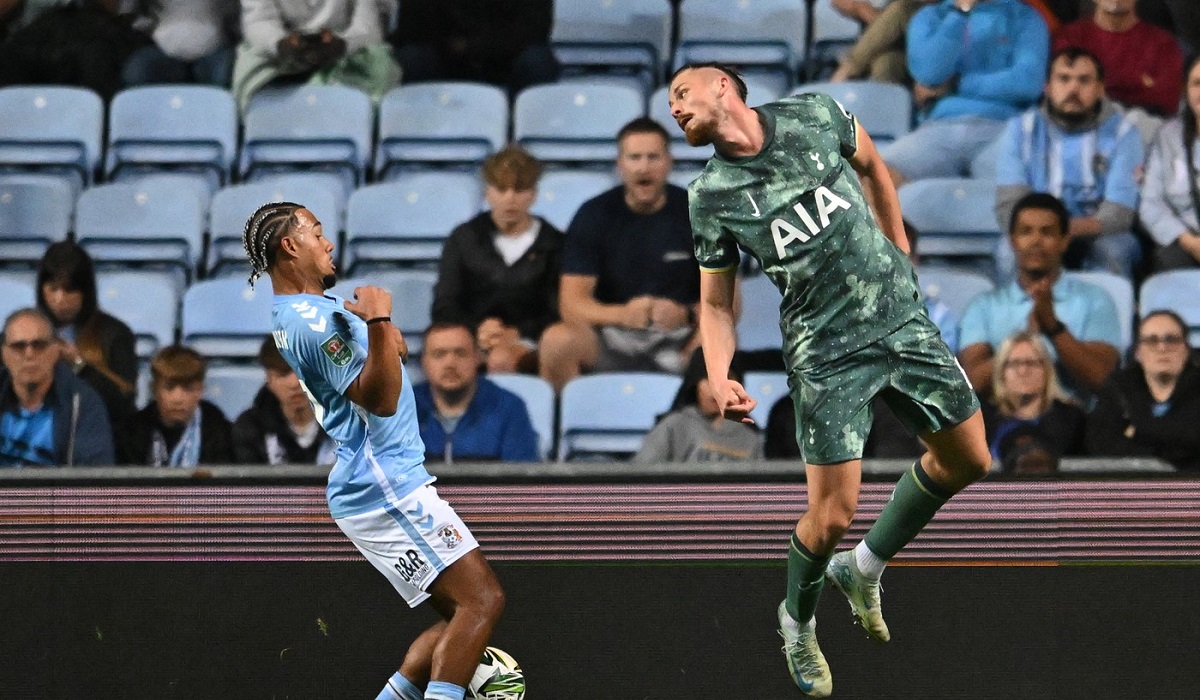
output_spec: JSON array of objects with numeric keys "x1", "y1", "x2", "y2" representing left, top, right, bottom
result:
[
  {"x1": 770, "y1": 185, "x2": 851, "y2": 258},
  {"x1": 745, "y1": 191, "x2": 761, "y2": 217}
]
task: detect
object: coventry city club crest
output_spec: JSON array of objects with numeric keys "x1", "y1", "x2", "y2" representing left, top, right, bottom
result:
[{"x1": 438, "y1": 525, "x2": 463, "y2": 549}]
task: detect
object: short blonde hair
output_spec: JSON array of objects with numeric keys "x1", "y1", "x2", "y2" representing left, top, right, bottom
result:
[
  {"x1": 151, "y1": 345, "x2": 206, "y2": 389},
  {"x1": 991, "y1": 331, "x2": 1068, "y2": 415},
  {"x1": 481, "y1": 144, "x2": 542, "y2": 191}
]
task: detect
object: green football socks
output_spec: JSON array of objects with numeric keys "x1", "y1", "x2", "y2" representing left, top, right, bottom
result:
[
  {"x1": 786, "y1": 533, "x2": 830, "y2": 626},
  {"x1": 864, "y1": 461, "x2": 952, "y2": 561}
]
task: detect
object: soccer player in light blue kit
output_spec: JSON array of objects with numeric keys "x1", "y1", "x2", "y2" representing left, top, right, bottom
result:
[{"x1": 243, "y1": 202, "x2": 505, "y2": 700}]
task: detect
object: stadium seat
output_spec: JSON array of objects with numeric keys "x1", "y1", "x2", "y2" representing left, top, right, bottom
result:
[
  {"x1": 1140, "y1": 270, "x2": 1200, "y2": 346},
  {"x1": 1065, "y1": 270, "x2": 1134, "y2": 352},
  {"x1": 916, "y1": 265, "x2": 995, "y2": 320},
  {"x1": 558, "y1": 372, "x2": 682, "y2": 461},
  {"x1": 181, "y1": 277, "x2": 274, "y2": 359},
  {"x1": 0, "y1": 86, "x2": 104, "y2": 193},
  {"x1": 74, "y1": 180, "x2": 207, "y2": 278},
  {"x1": 532, "y1": 170, "x2": 617, "y2": 231},
  {"x1": 551, "y1": 0, "x2": 672, "y2": 96},
  {"x1": 897, "y1": 178, "x2": 1001, "y2": 259},
  {"x1": 649, "y1": 76, "x2": 783, "y2": 165},
  {"x1": 240, "y1": 85, "x2": 374, "y2": 194},
  {"x1": 0, "y1": 174, "x2": 73, "y2": 265},
  {"x1": 345, "y1": 174, "x2": 482, "y2": 272},
  {"x1": 0, "y1": 270, "x2": 36, "y2": 323},
  {"x1": 329, "y1": 271, "x2": 437, "y2": 357},
  {"x1": 105, "y1": 85, "x2": 238, "y2": 189},
  {"x1": 207, "y1": 180, "x2": 341, "y2": 276},
  {"x1": 487, "y1": 373, "x2": 556, "y2": 460},
  {"x1": 204, "y1": 364, "x2": 264, "y2": 422},
  {"x1": 794, "y1": 80, "x2": 913, "y2": 144},
  {"x1": 743, "y1": 371, "x2": 789, "y2": 428},
  {"x1": 676, "y1": 0, "x2": 808, "y2": 96},
  {"x1": 375, "y1": 82, "x2": 508, "y2": 178},
  {"x1": 96, "y1": 270, "x2": 180, "y2": 359},
  {"x1": 513, "y1": 83, "x2": 645, "y2": 167},
  {"x1": 737, "y1": 273, "x2": 784, "y2": 352}
]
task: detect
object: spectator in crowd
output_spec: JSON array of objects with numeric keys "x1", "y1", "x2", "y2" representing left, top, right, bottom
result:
[
  {"x1": 0, "y1": 0, "x2": 149, "y2": 100},
  {"x1": 1086, "y1": 310, "x2": 1200, "y2": 469},
  {"x1": 121, "y1": 0, "x2": 240, "y2": 87},
  {"x1": 1054, "y1": 0, "x2": 1183, "y2": 119},
  {"x1": 391, "y1": 0, "x2": 558, "y2": 96},
  {"x1": 232, "y1": 0, "x2": 400, "y2": 111},
  {"x1": 981, "y1": 330, "x2": 1085, "y2": 472},
  {"x1": 634, "y1": 348, "x2": 761, "y2": 463},
  {"x1": 0, "y1": 308, "x2": 114, "y2": 466},
  {"x1": 120, "y1": 345, "x2": 234, "y2": 466},
  {"x1": 539, "y1": 118, "x2": 700, "y2": 392},
  {"x1": 959, "y1": 193, "x2": 1121, "y2": 396},
  {"x1": 432, "y1": 145, "x2": 563, "y2": 374},
  {"x1": 1139, "y1": 54, "x2": 1200, "y2": 272},
  {"x1": 880, "y1": 0, "x2": 1048, "y2": 185},
  {"x1": 831, "y1": 0, "x2": 938, "y2": 84},
  {"x1": 414, "y1": 323, "x2": 539, "y2": 463},
  {"x1": 993, "y1": 46, "x2": 1144, "y2": 280},
  {"x1": 232, "y1": 335, "x2": 335, "y2": 466}
]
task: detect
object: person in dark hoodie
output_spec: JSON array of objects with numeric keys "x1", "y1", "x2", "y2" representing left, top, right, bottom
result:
[
  {"x1": 1, "y1": 308, "x2": 113, "y2": 466},
  {"x1": 120, "y1": 345, "x2": 234, "y2": 466},
  {"x1": 414, "y1": 322, "x2": 539, "y2": 463},
  {"x1": 1086, "y1": 310, "x2": 1200, "y2": 469},
  {"x1": 432, "y1": 144, "x2": 563, "y2": 374},
  {"x1": 36, "y1": 241, "x2": 137, "y2": 430},
  {"x1": 233, "y1": 335, "x2": 335, "y2": 465}
]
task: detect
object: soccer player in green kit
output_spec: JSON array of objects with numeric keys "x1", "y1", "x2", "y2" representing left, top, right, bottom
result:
[{"x1": 668, "y1": 63, "x2": 992, "y2": 697}]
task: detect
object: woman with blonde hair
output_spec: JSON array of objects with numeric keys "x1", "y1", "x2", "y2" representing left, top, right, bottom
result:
[{"x1": 982, "y1": 330, "x2": 1086, "y2": 472}]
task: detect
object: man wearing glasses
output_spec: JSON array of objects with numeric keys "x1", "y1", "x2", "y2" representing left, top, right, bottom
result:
[
  {"x1": 1087, "y1": 310, "x2": 1200, "y2": 470},
  {"x1": 0, "y1": 309, "x2": 114, "y2": 466}
]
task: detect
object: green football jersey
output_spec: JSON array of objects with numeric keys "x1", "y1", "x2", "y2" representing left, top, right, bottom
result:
[{"x1": 688, "y1": 93, "x2": 925, "y2": 369}]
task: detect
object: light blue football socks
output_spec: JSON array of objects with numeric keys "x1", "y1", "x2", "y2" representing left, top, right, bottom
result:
[
  {"x1": 424, "y1": 680, "x2": 466, "y2": 700},
  {"x1": 377, "y1": 671, "x2": 422, "y2": 700}
]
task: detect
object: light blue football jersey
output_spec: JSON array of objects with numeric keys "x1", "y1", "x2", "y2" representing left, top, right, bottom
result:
[{"x1": 272, "y1": 292, "x2": 430, "y2": 518}]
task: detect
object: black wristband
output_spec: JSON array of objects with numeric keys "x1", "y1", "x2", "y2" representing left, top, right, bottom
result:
[
  {"x1": 365, "y1": 317, "x2": 392, "y2": 326},
  {"x1": 1045, "y1": 320, "x2": 1067, "y2": 338}
]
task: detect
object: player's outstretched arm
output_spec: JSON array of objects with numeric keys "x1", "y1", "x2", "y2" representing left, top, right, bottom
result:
[
  {"x1": 343, "y1": 285, "x2": 403, "y2": 416},
  {"x1": 848, "y1": 119, "x2": 910, "y2": 256},
  {"x1": 698, "y1": 268, "x2": 756, "y2": 423}
]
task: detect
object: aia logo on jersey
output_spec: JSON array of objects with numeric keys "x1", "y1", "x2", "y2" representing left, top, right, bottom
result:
[
  {"x1": 438, "y1": 525, "x2": 463, "y2": 549},
  {"x1": 770, "y1": 185, "x2": 851, "y2": 258},
  {"x1": 394, "y1": 549, "x2": 431, "y2": 584}
]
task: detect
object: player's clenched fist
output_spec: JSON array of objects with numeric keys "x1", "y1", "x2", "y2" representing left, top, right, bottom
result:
[{"x1": 344, "y1": 286, "x2": 393, "y2": 321}]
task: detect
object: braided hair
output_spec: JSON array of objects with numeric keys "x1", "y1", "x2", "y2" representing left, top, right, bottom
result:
[{"x1": 243, "y1": 202, "x2": 302, "y2": 287}]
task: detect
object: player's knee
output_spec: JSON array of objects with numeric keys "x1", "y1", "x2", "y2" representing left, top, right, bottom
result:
[
  {"x1": 810, "y1": 507, "x2": 854, "y2": 543},
  {"x1": 475, "y1": 579, "x2": 506, "y2": 623},
  {"x1": 953, "y1": 450, "x2": 991, "y2": 483}
]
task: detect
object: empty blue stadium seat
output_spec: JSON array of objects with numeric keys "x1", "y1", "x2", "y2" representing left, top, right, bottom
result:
[
  {"x1": 743, "y1": 370, "x2": 789, "y2": 428},
  {"x1": 207, "y1": 180, "x2": 341, "y2": 276},
  {"x1": 513, "y1": 83, "x2": 645, "y2": 166},
  {"x1": 558, "y1": 372, "x2": 682, "y2": 461},
  {"x1": 532, "y1": 170, "x2": 617, "y2": 231},
  {"x1": 676, "y1": 0, "x2": 808, "y2": 96},
  {"x1": 551, "y1": 0, "x2": 672, "y2": 96},
  {"x1": 916, "y1": 265, "x2": 995, "y2": 320},
  {"x1": 181, "y1": 277, "x2": 274, "y2": 359},
  {"x1": 1065, "y1": 270, "x2": 1135, "y2": 352},
  {"x1": 375, "y1": 82, "x2": 508, "y2": 178},
  {"x1": 0, "y1": 174, "x2": 73, "y2": 265},
  {"x1": 105, "y1": 85, "x2": 238, "y2": 188},
  {"x1": 1140, "y1": 270, "x2": 1200, "y2": 346},
  {"x1": 487, "y1": 373, "x2": 556, "y2": 460},
  {"x1": 737, "y1": 273, "x2": 784, "y2": 352},
  {"x1": 204, "y1": 364, "x2": 265, "y2": 421},
  {"x1": 0, "y1": 270, "x2": 36, "y2": 324},
  {"x1": 345, "y1": 174, "x2": 482, "y2": 272},
  {"x1": 96, "y1": 270, "x2": 180, "y2": 359},
  {"x1": 898, "y1": 178, "x2": 1001, "y2": 258},
  {"x1": 0, "y1": 86, "x2": 104, "y2": 194},
  {"x1": 794, "y1": 80, "x2": 913, "y2": 144},
  {"x1": 240, "y1": 85, "x2": 374, "y2": 194},
  {"x1": 74, "y1": 180, "x2": 207, "y2": 277}
]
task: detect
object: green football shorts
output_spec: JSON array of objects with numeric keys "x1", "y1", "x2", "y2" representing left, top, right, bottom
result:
[{"x1": 787, "y1": 314, "x2": 980, "y2": 465}]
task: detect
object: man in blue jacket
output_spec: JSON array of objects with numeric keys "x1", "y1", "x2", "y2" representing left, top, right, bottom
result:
[
  {"x1": 881, "y1": 0, "x2": 1050, "y2": 184},
  {"x1": 1, "y1": 309, "x2": 114, "y2": 466},
  {"x1": 414, "y1": 322, "x2": 539, "y2": 462}
]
